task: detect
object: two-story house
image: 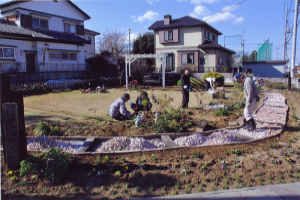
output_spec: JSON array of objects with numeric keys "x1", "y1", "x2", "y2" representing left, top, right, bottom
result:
[
  {"x1": 149, "y1": 15, "x2": 236, "y2": 73},
  {"x1": 0, "y1": 0, "x2": 99, "y2": 73}
]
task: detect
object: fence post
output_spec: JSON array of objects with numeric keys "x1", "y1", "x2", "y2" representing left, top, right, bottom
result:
[
  {"x1": 3, "y1": 103, "x2": 20, "y2": 170},
  {"x1": 10, "y1": 91, "x2": 27, "y2": 161}
]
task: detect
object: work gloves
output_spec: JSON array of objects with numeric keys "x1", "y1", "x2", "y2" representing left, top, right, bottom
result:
[{"x1": 183, "y1": 85, "x2": 188, "y2": 89}]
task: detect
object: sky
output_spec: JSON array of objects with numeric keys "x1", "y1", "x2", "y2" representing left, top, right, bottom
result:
[{"x1": 1, "y1": 0, "x2": 299, "y2": 64}]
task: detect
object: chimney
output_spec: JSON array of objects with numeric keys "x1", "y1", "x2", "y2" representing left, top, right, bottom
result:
[{"x1": 164, "y1": 15, "x2": 172, "y2": 25}]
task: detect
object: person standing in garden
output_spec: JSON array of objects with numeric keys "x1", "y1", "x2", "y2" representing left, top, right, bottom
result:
[
  {"x1": 234, "y1": 73, "x2": 259, "y2": 131},
  {"x1": 181, "y1": 69, "x2": 192, "y2": 108}
]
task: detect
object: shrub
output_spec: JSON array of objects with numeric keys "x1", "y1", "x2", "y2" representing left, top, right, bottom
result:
[
  {"x1": 177, "y1": 77, "x2": 205, "y2": 89},
  {"x1": 20, "y1": 148, "x2": 74, "y2": 183},
  {"x1": 202, "y1": 72, "x2": 225, "y2": 86},
  {"x1": 215, "y1": 108, "x2": 228, "y2": 117},
  {"x1": 49, "y1": 125, "x2": 61, "y2": 136},
  {"x1": 35, "y1": 121, "x2": 52, "y2": 136}
]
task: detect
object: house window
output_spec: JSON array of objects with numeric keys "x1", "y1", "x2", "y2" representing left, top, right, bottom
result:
[
  {"x1": 218, "y1": 57, "x2": 222, "y2": 65},
  {"x1": 88, "y1": 37, "x2": 92, "y2": 42},
  {"x1": 0, "y1": 47, "x2": 15, "y2": 58},
  {"x1": 64, "y1": 23, "x2": 76, "y2": 33},
  {"x1": 182, "y1": 53, "x2": 194, "y2": 64},
  {"x1": 164, "y1": 30, "x2": 173, "y2": 41},
  {"x1": 212, "y1": 35, "x2": 215, "y2": 42},
  {"x1": 205, "y1": 30, "x2": 208, "y2": 38},
  {"x1": 49, "y1": 52, "x2": 77, "y2": 61},
  {"x1": 200, "y1": 58, "x2": 205, "y2": 65},
  {"x1": 62, "y1": 53, "x2": 69, "y2": 60},
  {"x1": 70, "y1": 53, "x2": 77, "y2": 61},
  {"x1": 208, "y1": 32, "x2": 211, "y2": 40},
  {"x1": 32, "y1": 18, "x2": 48, "y2": 29}
]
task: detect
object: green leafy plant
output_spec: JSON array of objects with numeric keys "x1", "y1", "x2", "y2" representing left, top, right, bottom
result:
[
  {"x1": 109, "y1": 190, "x2": 116, "y2": 195},
  {"x1": 35, "y1": 121, "x2": 52, "y2": 136},
  {"x1": 215, "y1": 108, "x2": 228, "y2": 117},
  {"x1": 103, "y1": 155, "x2": 110, "y2": 163},
  {"x1": 151, "y1": 154, "x2": 157, "y2": 161},
  {"x1": 231, "y1": 147, "x2": 243, "y2": 156},
  {"x1": 95, "y1": 156, "x2": 101, "y2": 165},
  {"x1": 120, "y1": 157, "x2": 126, "y2": 163}
]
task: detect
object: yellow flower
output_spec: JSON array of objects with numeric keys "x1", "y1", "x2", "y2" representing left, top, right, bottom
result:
[
  {"x1": 125, "y1": 166, "x2": 128, "y2": 170},
  {"x1": 287, "y1": 157, "x2": 290, "y2": 161},
  {"x1": 205, "y1": 161, "x2": 208, "y2": 165},
  {"x1": 11, "y1": 175, "x2": 16, "y2": 180},
  {"x1": 202, "y1": 166, "x2": 204, "y2": 169},
  {"x1": 257, "y1": 163, "x2": 260, "y2": 166},
  {"x1": 7, "y1": 171, "x2": 13, "y2": 176},
  {"x1": 116, "y1": 171, "x2": 121, "y2": 176},
  {"x1": 284, "y1": 151, "x2": 286, "y2": 154}
]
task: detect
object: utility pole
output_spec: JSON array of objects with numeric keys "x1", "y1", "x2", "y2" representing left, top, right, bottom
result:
[
  {"x1": 129, "y1": 28, "x2": 131, "y2": 54},
  {"x1": 275, "y1": 47, "x2": 280, "y2": 60},
  {"x1": 283, "y1": 4, "x2": 288, "y2": 60},
  {"x1": 263, "y1": 39, "x2": 268, "y2": 61},
  {"x1": 291, "y1": 0, "x2": 299, "y2": 78}
]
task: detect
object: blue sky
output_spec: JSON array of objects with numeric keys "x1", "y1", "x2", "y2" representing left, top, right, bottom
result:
[{"x1": 1, "y1": 0, "x2": 299, "y2": 63}]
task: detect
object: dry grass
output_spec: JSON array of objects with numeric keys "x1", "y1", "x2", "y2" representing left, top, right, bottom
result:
[{"x1": 24, "y1": 88, "x2": 235, "y2": 124}]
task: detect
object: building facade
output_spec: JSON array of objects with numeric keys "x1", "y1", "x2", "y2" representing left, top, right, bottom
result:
[
  {"x1": 149, "y1": 15, "x2": 236, "y2": 73},
  {"x1": 0, "y1": 0, "x2": 99, "y2": 73},
  {"x1": 243, "y1": 60, "x2": 289, "y2": 78}
]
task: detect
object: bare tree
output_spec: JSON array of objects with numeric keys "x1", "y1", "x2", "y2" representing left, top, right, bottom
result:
[{"x1": 98, "y1": 29, "x2": 127, "y2": 58}]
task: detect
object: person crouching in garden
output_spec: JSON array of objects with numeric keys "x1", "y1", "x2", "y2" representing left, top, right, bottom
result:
[
  {"x1": 204, "y1": 77, "x2": 216, "y2": 91},
  {"x1": 234, "y1": 73, "x2": 259, "y2": 131},
  {"x1": 181, "y1": 69, "x2": 192, "y2": 109},
  {"x1": 108, "y1": 93, "x2": 132, "y2": 121},
  {"x1": 130, "y1": 91, "x2": 152, "y2": 113}
]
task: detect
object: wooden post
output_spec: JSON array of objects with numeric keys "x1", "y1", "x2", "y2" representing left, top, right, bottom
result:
[
  {"x1": 10, "y1": 91, "x2": 27, "y2": 160},
  {"x1": 3, "y1": 103, "x2": 20, "y2": 170},
  {"x1": 1, "y1": 73, "x2": 10, "y2": 164}
]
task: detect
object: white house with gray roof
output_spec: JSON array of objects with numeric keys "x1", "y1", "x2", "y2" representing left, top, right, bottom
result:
[
  {"x1": 0, "y1": 0, "x2": 99, "y2": 73},
  {"x1": 149, "y1": 15, "x2": 236, "y2": 73}
]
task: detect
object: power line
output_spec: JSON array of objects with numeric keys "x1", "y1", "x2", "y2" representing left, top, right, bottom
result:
[{"x1": 203, "y1": 0, "x2": 246, "y2": 22}]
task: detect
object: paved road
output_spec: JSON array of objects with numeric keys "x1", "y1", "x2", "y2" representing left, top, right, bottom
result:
[{"x1": 146, "y1": 182, "x2": 300, "y2": 200}]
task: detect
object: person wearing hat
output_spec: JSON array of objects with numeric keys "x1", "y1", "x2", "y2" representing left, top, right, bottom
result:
[
  {"x1": 204, "y1": 77, "x2": 216, "y2": 91},
  {"x1": 234, "y1": 73, "x2": 259, "y2": 131},
  {"x1": 108, "y1": 93, "x2": 132, "y2": 121},
  {"x1": 181, "y1": 69, "x2": 192, "y2": 108},
  {"x1": 130, "y1": 91, "x2": 152, "y2": 113}
]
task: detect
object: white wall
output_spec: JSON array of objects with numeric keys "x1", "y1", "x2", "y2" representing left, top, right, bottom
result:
[
  {"x1": 19, "y1": 0, "x2": 85, "y2": 21},
  {"x1": 83, "y1": 34, "x2": 96, "y2": 58},
  {"x1": 0, "y1": 38, "x2": 35, "y2": 63}
]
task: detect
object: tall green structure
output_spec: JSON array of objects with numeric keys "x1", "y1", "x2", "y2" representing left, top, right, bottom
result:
[{"x1": 257, "y1": 39, "x2": 273, "y2": 61}]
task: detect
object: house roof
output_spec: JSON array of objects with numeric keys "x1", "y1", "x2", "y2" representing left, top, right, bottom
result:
[
  {"x1": 0, "y1": 19, "x2": 90, "y2": 45},
  {"x1": 148, "y1": 15, "x2": 222, "y2": 35},
  {"x1": 84, "y1": 28, "x2": 100, "y2": 35},
  {"x1": 199, "y1": 40, "x2": 236, "y2": 54},
  {"x1": 0, "y1": 0, "x2": 91, "y2": 20}
]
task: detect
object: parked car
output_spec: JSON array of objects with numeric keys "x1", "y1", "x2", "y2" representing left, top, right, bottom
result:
[{"x1": 143, "y1": 73, "x2": 181, "y2": 86}]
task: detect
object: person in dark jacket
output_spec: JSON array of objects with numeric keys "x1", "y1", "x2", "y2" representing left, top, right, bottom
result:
[
  {"x1": 130, "y1": 91, "x2": 152, "y2": 113},
  {"x1": 181, "y1": 69, "x2": 192, "y2": 108}
]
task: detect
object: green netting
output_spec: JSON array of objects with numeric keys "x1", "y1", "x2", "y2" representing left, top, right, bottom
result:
[{"x1": 257, "y1": 39, "x2": 273, "y2": 61}]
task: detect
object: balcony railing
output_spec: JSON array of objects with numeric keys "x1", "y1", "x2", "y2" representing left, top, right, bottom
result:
[
  {"x1": 0, "y1": 62, "x2": 27, "y2": 73},
  {"x1": 0, "y1": 62, "x2": 86, "y2": 73},
  {"x1": 38, "y1": 63, "x2": 86, "y2": 72}
]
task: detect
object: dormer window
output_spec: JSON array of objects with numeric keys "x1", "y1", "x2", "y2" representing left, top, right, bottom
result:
[
  {"x1": 32, "y1": 18, "x2": 48, "y2": 29},
  {"x1": 64, "y1": 23, "x2": 76, "y2": 33}
]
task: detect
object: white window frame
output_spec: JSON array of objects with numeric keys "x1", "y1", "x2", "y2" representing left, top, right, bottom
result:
[
  {"x1": 32, "y1": 17, "x2": 48, "y2": 29},
  {"x1": 0, "y1": 47, "x2": 15, "y2": 59},
  {"x1": 64, "y1": 23, "x2": 76, "y2": 34},
  {"x1": 49, "y1": 52, "x2": 77, "y2": 61},
  {"x1": 181, "y1": 53, "x2": 194, "y2": 64}
]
